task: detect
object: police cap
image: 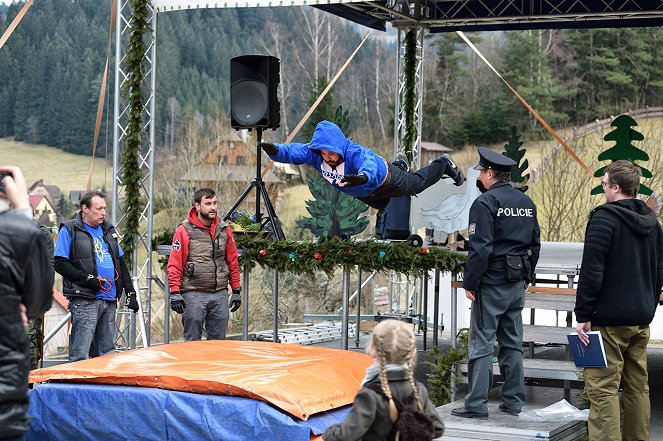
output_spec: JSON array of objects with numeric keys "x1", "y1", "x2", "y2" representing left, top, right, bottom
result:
[{"x1": 473, "y1": 147, "x2": 516, "y2": 172}]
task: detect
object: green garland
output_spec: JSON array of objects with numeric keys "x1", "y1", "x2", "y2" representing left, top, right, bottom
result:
[
  {"x1": 402, "y1": 29, "x2": 417, "y2": 162},
  {"x1": 234, "y1": 235, "x2": 465, "y2": 276},
  {"x1": 120, "y1": 0, "x2": 151, "y2": 265}
]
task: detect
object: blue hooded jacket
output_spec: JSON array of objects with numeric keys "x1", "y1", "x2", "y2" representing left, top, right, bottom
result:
[{"x1": 272, "y1": 121, "x2": 388, "y2": 198}]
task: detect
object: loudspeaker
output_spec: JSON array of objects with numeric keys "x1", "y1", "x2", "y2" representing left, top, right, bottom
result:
[{"x1": 230, "y1": 55, "x2": 280, "y2": 130}]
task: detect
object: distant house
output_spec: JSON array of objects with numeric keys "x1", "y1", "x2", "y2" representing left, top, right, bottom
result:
[
  {"x1": 419, "y1": 141, "x2": 453, "y2": 169},
  {"x1": 29, "y1": 194, "x2": 57, "y2": 226},
  {"x1": 69, "y1": 190, "x2": 85, "y2": 209},
  {"x1": 182, "y1": 132, "x2": 284, "y2": 211},
  {"x1": 28, "y1": 179, "x2": 63, "y2": 209}
]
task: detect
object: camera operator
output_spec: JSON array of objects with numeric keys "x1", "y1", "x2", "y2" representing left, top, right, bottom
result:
[{"x1": 0, "y1": 166, "x2": 53, "y2": 441}]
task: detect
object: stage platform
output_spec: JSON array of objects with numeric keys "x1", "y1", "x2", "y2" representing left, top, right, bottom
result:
[{"x1": 439, "y1": 386, "x2": 587, "y2": 441}]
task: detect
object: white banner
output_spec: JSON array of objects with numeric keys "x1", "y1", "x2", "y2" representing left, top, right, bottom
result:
[{"x1": 153, "y1": 0, "x2": 365, "y2": 12}]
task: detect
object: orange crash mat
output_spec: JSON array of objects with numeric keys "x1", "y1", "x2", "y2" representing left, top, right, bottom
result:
[{"x1": 30, "y1": 340, "x2": 372, "y2": 420}]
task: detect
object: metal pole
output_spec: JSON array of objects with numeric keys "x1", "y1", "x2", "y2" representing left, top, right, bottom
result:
[
  {"x1": 163, "y1": 268, "x2": 170, "y2": 344},
  {"x1": 422, "y1": 272, "x2": 428, "y2": 351},
  {"x1": 433, "y1": 269, "x2": 440, "y2": 348},
  {"x1": 355, "y1": 269, "x2": 362, "y2": 348},
  {"x1": 341, "y1": 268, "x2": 350, "y2": 350},
  {"x1": 272, "y1": 269, "x2": 279, "y2": 343},
  {"x1": 242, "y1": 265, "x2": 250, "y2": 340},
  {"x1": 451, "y1": 271, "x2": 458, "y2": 348},
  {"x1": 43, "y1": 312, "x2": 71, "y2": 345}
]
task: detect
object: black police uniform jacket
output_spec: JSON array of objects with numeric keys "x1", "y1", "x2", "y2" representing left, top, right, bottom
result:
[
  {"x1": 0, "y1": 210, "x2": 53, "y2": 438},
  {"x1": 463, "y1": 181, "x2": 541, "y2": 292}
]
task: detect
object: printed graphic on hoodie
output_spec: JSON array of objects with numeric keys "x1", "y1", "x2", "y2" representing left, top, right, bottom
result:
[{"x1": 320, "y1": 162, "x2": 346, "y2": 186}]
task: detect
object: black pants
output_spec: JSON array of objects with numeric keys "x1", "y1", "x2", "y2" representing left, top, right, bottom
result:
[{"x1": 358, "y1": 157, "x2": 454, "y2": 209}]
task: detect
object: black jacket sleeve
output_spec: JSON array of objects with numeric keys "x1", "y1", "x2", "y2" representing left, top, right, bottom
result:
[
  {"x1": 38, "y1": 224, "x2": 55, "y2": 291},
  {"x1": 54, "y1": 255, "x2": 89, "y2": 285},
  {"x1": 119, "y1": 255, "x2": 135, "y2": 296},
  {"x1": 22, "y1": 231, "x2": 53, "y2": 320}
]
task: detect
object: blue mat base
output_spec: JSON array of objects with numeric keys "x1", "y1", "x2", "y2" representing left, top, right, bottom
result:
[{"x1": 27, "y1": 383, "x2": 350, "y2": 441}]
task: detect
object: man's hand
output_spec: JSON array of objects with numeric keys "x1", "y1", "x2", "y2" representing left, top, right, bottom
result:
[
  {"x1": 258, "y1": 142, "x2": 278, "y2": 156},
  {"x1": 465, "y1": 290, "x2": 476, "y2": 301},
  {"x1": 83, "y1": 274, "x2": 100, "y2": 290},
  {"x1": 125, "y1": 292, "x2": 139, "y2": 313},
  {"x1": 576, "y1": 321, "x2": 591, "y2": 346},
  {"x1": 0, "y1": 166, "x2": 29, "y2": 210},
  {"x1": 339, "y1": 174, "x2": 368, "y2": 188},
  {"x1": 229, "y1": 288, "x2": 241, "y2": 312},
  {"x1": 170, "y1": 293, "x2": 186, "y2": 314}
]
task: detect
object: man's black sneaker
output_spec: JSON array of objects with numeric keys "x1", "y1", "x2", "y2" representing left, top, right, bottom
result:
[
  {"x1": 442, "y1": 154, "x2": 464, "y2": 186},
  {"x1": 451, "y1": 407, "x2": 488, "y2": 419},
  {"x1": 498, "y1": 403, "x2": 521, "y2": 415},
  {"x1": 393, "y1": 152, "x2": 410, "y2": 172}
]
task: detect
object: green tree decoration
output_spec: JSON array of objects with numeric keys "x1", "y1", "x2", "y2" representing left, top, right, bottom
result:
[
  {"x1": 591, "y1": 114, "x2": 652, "y2": 195},
  {"x1": 502, "y1": 126, "x2": 530, "y2": 191},
  {"x1": 297, "y1": 106, "x2": 368, "y2": 239},
  {"x1": 297, "y1": 174, "x2": 369, "y2": 239}
]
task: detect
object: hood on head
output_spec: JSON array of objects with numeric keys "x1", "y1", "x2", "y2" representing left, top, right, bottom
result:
[{"x1": 308, "y1": 121, "x2": 347, "y2": 161}]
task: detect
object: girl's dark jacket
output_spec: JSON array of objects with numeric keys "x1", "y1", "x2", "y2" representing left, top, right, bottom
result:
[
  {"x1": 323, "y1": 369, "x2": 445, "y2": 441},
  {"x1": 575, "y1": 198, "x2": 663, "y2": 326}
]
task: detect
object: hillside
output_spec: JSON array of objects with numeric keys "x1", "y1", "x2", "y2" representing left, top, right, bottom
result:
[{"x1": 0, "y1": 137, "x2": 109, "y2": 194}]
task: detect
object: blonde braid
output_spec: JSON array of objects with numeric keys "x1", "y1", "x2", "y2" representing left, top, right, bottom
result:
[
  {"x1": 405, "y1": 339, "x2": 424, "y2": 412},
  {"x1": 377, "y1": 339, "x2": 399, "y2": 423}
]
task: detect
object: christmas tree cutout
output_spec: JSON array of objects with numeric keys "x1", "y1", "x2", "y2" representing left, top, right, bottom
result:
[
  {"x1": 591, "y1": 114, "x2": 652, "y2": 196},
  {"x1": 296, "y1": 106, "x2": 369, "y2": 239},
  {"x1": 502, "y1": 127, "x2": 530, "y2": 192}
]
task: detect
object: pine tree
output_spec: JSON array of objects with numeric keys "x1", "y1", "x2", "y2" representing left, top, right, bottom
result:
[
  {"x1": 296, "y1": 106, "x2": 369, "y2": 239},
  {"x1": 502, "y1": 126, "x2": 529, "y2": 191},
  {"x1": 591, "y1": 114, "x2": 652, "y2": 195}
]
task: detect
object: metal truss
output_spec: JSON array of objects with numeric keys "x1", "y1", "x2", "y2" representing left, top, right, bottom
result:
[
  {"x1": 393, "y1": 25, "x2": 425, "y2": 167},
  {"x1": 112, "y1": 0, "x2": 157, "y2": 349},
  {"x1": 334, "y1": 0, "x2": 663, "y2": 32}
]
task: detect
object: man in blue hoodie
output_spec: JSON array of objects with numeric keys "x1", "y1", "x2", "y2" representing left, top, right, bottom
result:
[
  {"x1": 574, "y1": 160, "x2": 663, "y2": 441},
  {"x1": 259, "y1": 121, "x2": 464, "y2": 210}
]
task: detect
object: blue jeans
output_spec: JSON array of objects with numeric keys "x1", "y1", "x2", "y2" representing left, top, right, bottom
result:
[{"x1": 68, "y1": 298, "x2": 116, "y2": 362}]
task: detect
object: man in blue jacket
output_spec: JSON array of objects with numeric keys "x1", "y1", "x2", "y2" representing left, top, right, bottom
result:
[{"x1": 259, "y1": 120, "x2": 464, "y2": 210}]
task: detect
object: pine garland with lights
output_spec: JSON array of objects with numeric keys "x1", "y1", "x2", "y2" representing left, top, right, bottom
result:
[
  {"x1": 402, "y1": 29, "x2": 417, "y2": 162},
  {"x1": 234, "y1": 235, "x2": 465, "y2": 276},
  {"x1": 120, "y1": 0, "x2": 151, "y2": 265}
]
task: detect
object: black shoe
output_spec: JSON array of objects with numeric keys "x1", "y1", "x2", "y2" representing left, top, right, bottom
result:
[
  {"x1": 442, "y1": 154, "x2": 464, "y2": 186},
  {"x1": 393, "y1": 152, "x2": 410, "y2": 172},
  {"x1": 451, "y1": 407, "x2": 488, "y2": 419},
  {"x1": 498, "y1": 403, "x2": 520, "y2": 415}
]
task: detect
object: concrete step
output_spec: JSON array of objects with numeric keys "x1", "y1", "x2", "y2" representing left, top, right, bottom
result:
[
  {"x1": 525, "y1": 293, "x2": 576, "y2": 312},
  {"x1": 439, "y1": 392, "x2": 587, "y2": 440},
  {"x1": 460, "y1": 358, "x2": 582, "y2": 382},
  {"x1": 523, "y1": 324, "x2": 573, "y2": 345}
]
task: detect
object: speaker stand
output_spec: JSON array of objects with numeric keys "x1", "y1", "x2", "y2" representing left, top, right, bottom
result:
[{"x1": 223, "y1": 128, "x2": 285, "y2": 240}]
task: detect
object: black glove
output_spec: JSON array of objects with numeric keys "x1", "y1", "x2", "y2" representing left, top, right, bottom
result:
[
  {"x1": 125, "y1": 292, "x2": 139, "y2": 313},
  {"x1": 258, "y1": 142, "x2": 278, "y2": 156},
  {"x1": 170, "y1": 293, "x2": 186, "y2": 314},
  {"x1": 229, "y1": 288, "x2": 241, "y2": 313},
  {"x1": 83, "y1": 274, "x2": 100, "y2": 290},
  {"x1": 340, "y1": 174, "x2": 368, "y2": 188}
]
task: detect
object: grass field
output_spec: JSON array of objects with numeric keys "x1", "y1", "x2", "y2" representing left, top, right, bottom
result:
[{"x1": 0, "y1": 138, "x2": 110, "y2": 194}]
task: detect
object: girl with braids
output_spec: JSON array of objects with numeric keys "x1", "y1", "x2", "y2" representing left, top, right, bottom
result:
[{"x1": 323, "y1": 319, "x2": 444, "y2": 441}]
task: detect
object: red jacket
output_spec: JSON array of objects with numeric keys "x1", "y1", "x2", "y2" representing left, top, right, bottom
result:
[{"x1": 167, "y1": 207, "x2": 240, "y2": 293}]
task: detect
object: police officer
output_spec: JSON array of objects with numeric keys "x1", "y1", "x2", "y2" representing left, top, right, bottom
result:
[{"x1": 452, "y1": 147, "x2": 541, "y2": 419}]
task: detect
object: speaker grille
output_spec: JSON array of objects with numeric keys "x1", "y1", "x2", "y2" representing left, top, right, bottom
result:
[
  {"x1": 231, "y1": 81, "x2": 268, "y2": 127},
  {"x1": 230, "y1": 55, "x2": 280, "y2": 130}
]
